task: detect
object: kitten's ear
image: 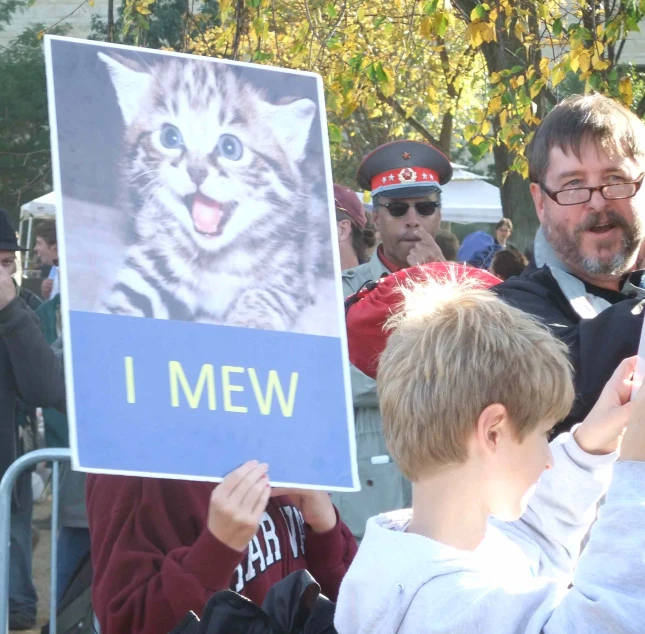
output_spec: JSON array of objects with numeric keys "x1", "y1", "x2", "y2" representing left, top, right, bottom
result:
[
  {"x1": 98, "y1": 52, "x2": 151, "y2": 126},
  {"x1": 268, "y1": 99, "x2": 317, "y2": 160}
]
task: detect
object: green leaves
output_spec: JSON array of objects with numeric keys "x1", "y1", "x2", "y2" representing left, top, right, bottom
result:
[{"x1": 328, "y1": 123, "x2": 342, "y2": 144}]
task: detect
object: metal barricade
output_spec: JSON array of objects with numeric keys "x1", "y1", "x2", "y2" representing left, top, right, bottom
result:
[{"x1": 0, "y1": 448, "x2": 72, "y2": 634}]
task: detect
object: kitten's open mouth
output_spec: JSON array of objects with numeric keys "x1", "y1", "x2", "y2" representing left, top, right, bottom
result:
[{"x1": 184, "y1": 193, "x2": 236, "y2": 237}]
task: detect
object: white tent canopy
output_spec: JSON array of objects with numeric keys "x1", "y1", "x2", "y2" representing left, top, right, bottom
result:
[
  {"x1": 20, "y1": 191, "x2": 56, "y2": 221},
  {"x1": 18, "y1": 191, "x2": 57, "y2": 266},
  {"x1": 442, "y1": 164, "x2": 503, "y2": 224},
  {"x1": 357, "y1": 163, "x2": 503, "y2": 225}
]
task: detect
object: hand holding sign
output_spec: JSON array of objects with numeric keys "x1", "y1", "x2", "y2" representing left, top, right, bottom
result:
[
  {"x1": 208, "y1": 460, "x2": 271, "y2": 552},
  {"x1": 406, "y1": 228, "x2": 445, "y2": 267},
  {"x1": 270, "y1": 487, "x2": 337, "y2": 534}
]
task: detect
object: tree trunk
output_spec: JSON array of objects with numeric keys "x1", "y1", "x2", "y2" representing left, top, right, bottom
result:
[
  {"x1": 492, "y1": 143, "x2": 538, "y2": 252},
  {"x1": 476, "y1": 29, "x2": 542, "y2": 252},
  {"x1": 107, "y1": 0, "x2": 115, "y2": 42}
]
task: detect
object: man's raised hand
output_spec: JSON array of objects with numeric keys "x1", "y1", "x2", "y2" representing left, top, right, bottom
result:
[
  {"x1": 406, "y1": 227, "x2": 445, "y2": 267},
  {"x1": 0, "y1": 266, "x2": 16, "y2": 311}
]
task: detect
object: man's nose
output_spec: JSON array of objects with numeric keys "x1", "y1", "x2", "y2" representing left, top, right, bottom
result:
[
  {"x1": 404, "y1": 208, "x2": 420, "y2": 226},
  {"x1": 588, "y1": 187, "x2": 609, "y2": 210}
]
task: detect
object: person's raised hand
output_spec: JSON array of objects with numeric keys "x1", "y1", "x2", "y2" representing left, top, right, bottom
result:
[
  {"x1": 41, "y1": 278, "x2": 53, "y2": 301},
  {"x1": 207, "y1": 460, "x2": 271, "y2": 552},
  {"x1": 270, "y1": 487, "x2": 337, "y2": 534},
  {"x1": 0, "y1": 266, "x2": 17, "y2": 311},
  {"x1": 406, "y1": 227, "x2": 445, "y2": 267},
  {"x1": 574, "y1": 357, "x2": 637, "y2": 455},
  {"x1": 618, "y1": 367, "x2": 645, "y2": 462}
]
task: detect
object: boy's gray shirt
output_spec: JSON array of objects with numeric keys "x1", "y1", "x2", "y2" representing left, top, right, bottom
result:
[{"x1": 334, "y1": 431, "x2": 645, "y2": 633}]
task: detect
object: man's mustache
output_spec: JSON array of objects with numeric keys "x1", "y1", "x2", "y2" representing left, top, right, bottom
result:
[{"x1": 575, "y1": 210, "x2": 630, "y2": 234}]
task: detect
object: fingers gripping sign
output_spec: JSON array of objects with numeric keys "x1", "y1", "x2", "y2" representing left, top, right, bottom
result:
[
  {"x1": 207, "y1": 460, "x2": 271, "y2": 552},
  {"x1": 406, "y1": 227, "x2": 445, "y2": 267},
  {"x1": 270, "y1": 487, "x2": 337, "y2": 534}
]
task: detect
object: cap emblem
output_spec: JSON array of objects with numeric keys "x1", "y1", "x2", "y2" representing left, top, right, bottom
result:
[{"x1": 398, "y1": 167, "x2": 417, "y2": 183}]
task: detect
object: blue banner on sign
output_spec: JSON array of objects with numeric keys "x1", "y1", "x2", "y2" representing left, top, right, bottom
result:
[{"x1": 69, "y1": 311, "x2": 355, "y2": 489}]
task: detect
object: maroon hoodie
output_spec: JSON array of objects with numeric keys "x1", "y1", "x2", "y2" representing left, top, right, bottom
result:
[{"x1": 87, "y1": 474, "x2": 357, "y2": 634}]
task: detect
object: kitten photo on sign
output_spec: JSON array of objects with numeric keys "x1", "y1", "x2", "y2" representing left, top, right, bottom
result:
[{"x1": 49, "y1": 40, "x2": 338, "y2": 337}]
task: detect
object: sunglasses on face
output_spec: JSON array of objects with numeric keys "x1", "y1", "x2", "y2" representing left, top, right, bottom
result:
[{"x1": 379, "y1": 201, "x2": 440, "y2": 217}]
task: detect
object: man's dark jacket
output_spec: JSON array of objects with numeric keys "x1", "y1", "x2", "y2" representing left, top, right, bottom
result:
[
  {"x1": 0, "y1": 295, "x2": 66, "y2": 481},
  {"x1": 494, "y1": 266, "x2": 643, "y2": 433}
]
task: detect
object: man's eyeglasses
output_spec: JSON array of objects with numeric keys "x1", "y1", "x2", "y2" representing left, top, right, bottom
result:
[
  {"x1": 539, "y1": 174, "x2": 645, "y2": 206},
  {"x1": 379, "y1": 201, "x2": 440, "y2": 217}
]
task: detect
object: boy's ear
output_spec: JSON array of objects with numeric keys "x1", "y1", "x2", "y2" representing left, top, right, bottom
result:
[{"x1": 476, "y1": 403, "x2": 511, "y2": 453}]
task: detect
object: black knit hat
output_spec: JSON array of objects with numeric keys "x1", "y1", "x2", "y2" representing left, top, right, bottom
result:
[{"x1": 0, "y1": 209, "x2": 27, "y2": 251}]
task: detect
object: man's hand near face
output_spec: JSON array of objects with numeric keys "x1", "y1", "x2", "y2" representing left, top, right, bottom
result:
[
  {"x1": 0, "y1": 266, "x2": 16, "y2": 311},
  {"x1": 407, "y1": 227, "x2": 445, "y2": 267}
]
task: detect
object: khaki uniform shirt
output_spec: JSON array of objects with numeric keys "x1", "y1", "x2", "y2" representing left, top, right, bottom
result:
[{"x1": 332, "y1": 251, "x2": 412, "y2": 539}]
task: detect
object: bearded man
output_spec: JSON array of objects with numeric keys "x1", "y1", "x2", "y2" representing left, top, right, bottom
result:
[{"x1": 496, "y1": 94, "x2": 645, "y2": 434}]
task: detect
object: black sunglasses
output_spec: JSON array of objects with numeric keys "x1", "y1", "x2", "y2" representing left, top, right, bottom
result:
[{"x1": 379, "y1": 201, "x2": 440, "y2": 217}]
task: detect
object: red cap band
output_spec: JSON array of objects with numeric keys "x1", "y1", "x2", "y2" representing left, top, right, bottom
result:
[{"x1": 371, "y1": 167, "x2": 440, "y2": 192}]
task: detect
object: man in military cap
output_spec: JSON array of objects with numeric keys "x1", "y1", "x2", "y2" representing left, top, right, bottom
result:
[
  {"x1": 333, "y1": 141, "x2": 452, "y2": 540},
  {"x1": 342, "y1": 140, "x2": 452, "y2": 298}
]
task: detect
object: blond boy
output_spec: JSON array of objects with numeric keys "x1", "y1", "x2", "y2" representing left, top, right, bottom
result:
[{"x1": 334, "y1": 280, "x2": 645, "y2": 634}]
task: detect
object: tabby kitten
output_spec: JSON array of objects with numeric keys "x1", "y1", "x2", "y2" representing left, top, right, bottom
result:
[{"x1": 98, "y1": 52, "x2": 330, "y2": 331}]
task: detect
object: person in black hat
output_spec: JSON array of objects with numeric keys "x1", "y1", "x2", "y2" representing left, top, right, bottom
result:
[
  {"x1": 333, "y1": 141, "x2": 453, "y2": 541},
  {"x1": 0, "y1": 208, "x2": 66, "y2": 629},
  {"x1": 0, "y1": 211, "x2": 41, "y2": 312}
]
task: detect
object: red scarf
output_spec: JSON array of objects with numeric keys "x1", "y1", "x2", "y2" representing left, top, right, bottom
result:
[{"x1": 377, "y1": 244, "x2": 402, "y2": 273}]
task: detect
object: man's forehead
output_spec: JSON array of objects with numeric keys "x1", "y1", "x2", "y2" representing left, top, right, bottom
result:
[
  {"x1": 378, "y1": 192, "x2": 440, "y2": 204},
  {"x1": 546, "y1": 139, "x2": 638, "y2": 178},
  {"x1": 0, "y1": 250, "x2": 15, "y2": 259}
]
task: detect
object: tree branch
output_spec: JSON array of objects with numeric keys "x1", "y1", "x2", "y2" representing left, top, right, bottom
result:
[
  {"x1": 232, "y1": 0, "x2": 244, "y2": 60},
  {"x1": 375, "y1": 88, "x2": 442, "y2": 149}
]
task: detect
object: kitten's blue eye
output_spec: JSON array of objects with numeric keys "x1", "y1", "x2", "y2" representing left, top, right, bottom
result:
[
  {"x1": 217, "y1": 134, "x2": 243, "y2": 161},
  {"x1": 160, "y1": 124, "x2": 183, "y2": 149}
]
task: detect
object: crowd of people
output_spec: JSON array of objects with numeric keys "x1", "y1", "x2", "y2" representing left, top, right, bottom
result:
[{"x1": 2, "y1": 92, "x2": 645, "y2": 633}]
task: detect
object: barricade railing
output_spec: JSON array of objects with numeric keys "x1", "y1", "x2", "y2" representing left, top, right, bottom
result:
[{"x1": 0, "y1": 448, "x2": 72, "y2": 634}]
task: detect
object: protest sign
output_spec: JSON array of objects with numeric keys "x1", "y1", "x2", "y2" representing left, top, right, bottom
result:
[{"x1": 45, "y1": 36, "x2": 358, "y2": 490}]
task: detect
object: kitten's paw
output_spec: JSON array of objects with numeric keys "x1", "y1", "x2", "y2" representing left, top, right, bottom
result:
[{"x1": 227, "y1": 289, "x2": 291, "y2": 331}]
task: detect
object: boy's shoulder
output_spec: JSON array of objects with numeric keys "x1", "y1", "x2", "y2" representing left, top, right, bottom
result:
[
  {"x1": 400, "y1": 573, "x2": 556, "y2": 634},
  {"x1": 336, "y1": 513, "x2": 557, "y2": 634}
]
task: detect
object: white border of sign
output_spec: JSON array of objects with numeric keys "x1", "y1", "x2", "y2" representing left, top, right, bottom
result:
[{"x1": 45, "y1": 35, "x2": 359, "y2": 491}]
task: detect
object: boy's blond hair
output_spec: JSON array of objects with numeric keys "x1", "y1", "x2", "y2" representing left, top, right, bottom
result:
[{"x1": 378, "y1": 278, "x2": 575, "y2": 481}]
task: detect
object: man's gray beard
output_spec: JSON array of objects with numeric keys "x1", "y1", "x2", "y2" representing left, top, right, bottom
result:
[{"x1": 543, "y1": 211, "x2": 642, "y2": 277}]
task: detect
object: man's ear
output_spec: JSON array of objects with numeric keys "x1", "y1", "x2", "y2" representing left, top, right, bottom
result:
[
  {"x1": 476, "y1": 403, "x2": 511, "y2": 455},
  {"x1": 530, "y1": 182, "x2": 546, "y2": 224},
  {"x1": 373, "y1": 208, "x2": 382, "y2": 231},
  {"x1": 337, "y1": 219, "x2": 352, "y2": 243}
]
